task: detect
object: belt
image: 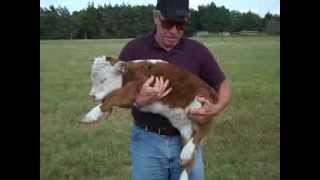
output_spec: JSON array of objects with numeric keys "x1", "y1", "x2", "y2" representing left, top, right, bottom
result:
[{"x1": 135, "y1": 121, "x2": 180, "y2": 136}]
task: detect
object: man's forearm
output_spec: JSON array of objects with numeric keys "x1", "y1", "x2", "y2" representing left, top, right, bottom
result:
[{"x1": 215, "y1": 80, "x2": 231, "y2": 113}]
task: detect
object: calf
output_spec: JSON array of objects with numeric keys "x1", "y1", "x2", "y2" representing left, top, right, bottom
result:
[{"x1": 81, "y1": 56, "x2": 218, "y2": 180}]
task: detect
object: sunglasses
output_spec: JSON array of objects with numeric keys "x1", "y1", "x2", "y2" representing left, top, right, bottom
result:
[{"x1": 158, "y1": 16, "x2": 188, "y2": 31}]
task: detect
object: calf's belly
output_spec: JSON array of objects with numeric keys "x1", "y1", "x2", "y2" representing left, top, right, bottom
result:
[{"x1": 140, "y1": 97, "x2": 202, "y2": 137}]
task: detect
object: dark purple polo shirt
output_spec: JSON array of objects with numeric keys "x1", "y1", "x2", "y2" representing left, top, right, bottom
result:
[{"x1": 119, "y1": 31, "x2": 226, "y2": 128}]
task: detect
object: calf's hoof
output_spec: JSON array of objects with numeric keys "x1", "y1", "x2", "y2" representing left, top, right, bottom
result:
[
  {"x1": 179, "y1": 169, "x2": 188, "y2": 180},
  {"x1": 80, "y1": 116, "x2": 99, "y2": 124}
]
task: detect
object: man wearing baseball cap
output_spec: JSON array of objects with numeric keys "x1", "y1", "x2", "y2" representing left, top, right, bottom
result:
[{"x1": 119, "y1": 0, "x2": 231, "y2": 179}]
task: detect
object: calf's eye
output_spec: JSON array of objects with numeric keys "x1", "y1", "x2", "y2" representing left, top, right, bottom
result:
[{"x1": 100, "y1": 78, "x2": 107, "y2": 84}]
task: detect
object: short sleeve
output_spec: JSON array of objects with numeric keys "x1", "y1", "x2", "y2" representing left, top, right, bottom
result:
[
  {"x1": 118, "y1": 40, "x2": 136, "y2": 62},
  {"x1": 199, "y1": 47, "x2": 226, "y2": 91}
]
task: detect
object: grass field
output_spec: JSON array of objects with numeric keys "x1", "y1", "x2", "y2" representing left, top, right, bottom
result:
[{"x1": 40, "y1": 36, "x2": 280, "y2": 180}]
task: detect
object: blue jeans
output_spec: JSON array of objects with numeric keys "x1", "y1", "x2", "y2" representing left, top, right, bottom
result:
[{"x1": 130, "y1": 125, "x2": 205, "y2": 180}]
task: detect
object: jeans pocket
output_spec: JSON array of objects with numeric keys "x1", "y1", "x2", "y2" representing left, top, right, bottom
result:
[{"x1": 131, "y1": 126, "x2": 144, "y2": 142}]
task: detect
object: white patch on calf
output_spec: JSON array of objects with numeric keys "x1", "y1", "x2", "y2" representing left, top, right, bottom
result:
[
  {"x1": 132, "y1": 59, "x2": 168, "y2": 64},
  {"x1": 180, "y1": 137, "x2": 196, "y2": 160},
  {"x1": 140, "y1": 98, "x2": 203, "y2": 172},
  {"x1": 180, "y1": 124, "x2": 193, "y2": 141},
  {"x1": 179, "y1": 170, "x2": 188, "y2": 180},
  {"x1": 81, "y1": 104, "x2": 105, "y2": 123},
  {"x1": 140, "y1": 97, "x2": 203, "y2": 140},
  {"x1": 185, "y1": 96, "x2": 202, "y2": 113},
  {"x1": 90, "y1": 56, "x2": 123, "y2": 101},
  {"x1": 140, "y1": 102, "x2": 192, "y2": 137}
]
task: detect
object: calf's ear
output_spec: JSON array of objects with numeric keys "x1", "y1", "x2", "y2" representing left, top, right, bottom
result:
[
  {"x1": 114, "y1": 61, "x2": 127, "y2": 74},
  {"x1": 105, "y1": 56, "x2": 118, "y2": 65}
]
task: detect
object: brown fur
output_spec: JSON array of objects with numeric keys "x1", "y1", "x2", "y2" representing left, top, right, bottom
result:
[
  {"x1": 99, "y1": 57, "x2": 218, "y2": 173},
  {"x1": 122, "y1": 61, "x2": 218, "y2": 108},
  {"x1": 100, "y1": 59, "x2": 217, "y2": 111}
]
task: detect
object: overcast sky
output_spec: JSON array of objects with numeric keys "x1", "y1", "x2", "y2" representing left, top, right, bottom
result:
[{"x1": 40, "y1": 0, "x2": 280, "y2": 17}]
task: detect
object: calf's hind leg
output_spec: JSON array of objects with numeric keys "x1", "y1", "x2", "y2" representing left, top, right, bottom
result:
[
  {"x1": 179, "y1": 124, "x2": 209, "y2": 180},
  {"x1": 177, "y1": 123, "x2": 198, "y2": 180}
]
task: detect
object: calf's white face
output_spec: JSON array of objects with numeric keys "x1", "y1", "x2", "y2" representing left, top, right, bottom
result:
[{"x1": 89, "y1": 56, "x2": 123, "y2": 101}]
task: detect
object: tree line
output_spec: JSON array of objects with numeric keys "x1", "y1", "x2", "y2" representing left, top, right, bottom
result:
[{"x1": 40, "y1": 2, "x2": 280, "y2": 40}]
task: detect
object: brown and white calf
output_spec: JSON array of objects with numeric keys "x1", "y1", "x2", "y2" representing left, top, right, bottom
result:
[{"x1": 81, "y1": 56, "x2": 218, "y2": 180}]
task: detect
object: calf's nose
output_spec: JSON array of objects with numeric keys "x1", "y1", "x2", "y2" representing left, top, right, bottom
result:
[{"x1": 89, "y1": 95, "x2": 96, "y2": 101}]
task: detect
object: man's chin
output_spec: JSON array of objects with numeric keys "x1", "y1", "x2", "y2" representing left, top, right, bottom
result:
[{"x1": 164, "y1": 41, "x2": 177, "y2": 48}]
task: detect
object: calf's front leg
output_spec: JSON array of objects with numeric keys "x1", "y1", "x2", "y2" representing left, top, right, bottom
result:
[
  {"x1": 81, "y1": 81, "x2": 143, "y2": 124},
  {"x1": 81, "y1": 104, "x2": 105, "y2": 123},
  {"x1": 100, "y1": 81, "x2": 143, "y2": 113}
]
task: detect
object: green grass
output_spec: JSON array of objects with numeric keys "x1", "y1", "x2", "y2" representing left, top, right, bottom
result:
[{"x1": 40, "y1": 36, "x2": 280, "y2": 180}]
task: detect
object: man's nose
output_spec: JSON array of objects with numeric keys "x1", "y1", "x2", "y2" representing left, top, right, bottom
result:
[{"x1": 168, "y1": 25, "x2": 178, "y2": 33}]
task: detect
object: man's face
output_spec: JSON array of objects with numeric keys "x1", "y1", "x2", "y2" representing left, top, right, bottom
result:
[{"x1": 154, "y1": 15, "x2": 188, "y2": 49}]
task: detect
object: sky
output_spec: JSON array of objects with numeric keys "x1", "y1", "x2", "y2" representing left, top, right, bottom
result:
[{"x1": 40, "y1": 0, "x2": 280, "y2": 17}]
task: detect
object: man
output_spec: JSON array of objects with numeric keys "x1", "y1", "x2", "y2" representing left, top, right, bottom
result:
[{"x1": 119, "y1": 0, "x2": 231, "y2": 179}]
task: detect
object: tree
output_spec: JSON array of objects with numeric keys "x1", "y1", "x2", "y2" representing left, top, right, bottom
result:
[
  {"x1": 263, "y1": 12, "x2": 273, "y2": 27},
  {"x1": 40, "y1": 3, "x2": 278, "y2": 39},
  {"x1": 198, "y1": 3, "x2": 232, "y2": 32},
  {"x1": 40, "y1": 6, "x2": 72, "y2": 39},
  {"x1": 184, "y1": 9, "x2": 200, "y2": 36},
  {"x1": 239, "y1": 11, "x2": 263, "y2": 31},
  {"x1": 230, "y1": 10, "x2": 243, "y2": 32},
  {"x1": 265, "y1": 15, "x2": 280, "y2": 35}
]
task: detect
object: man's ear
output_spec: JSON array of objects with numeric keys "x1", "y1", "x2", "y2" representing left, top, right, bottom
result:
[
  {"x1": 153, "y1": 16, "x2": 157, "y2": 25},
  {"x1": 114, "y1": 61, "x2": 127, "y2": 73}
]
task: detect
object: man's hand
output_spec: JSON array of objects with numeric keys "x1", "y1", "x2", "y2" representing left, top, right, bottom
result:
[
  {"x1": 188, "y1": 80, "x2": 231, "y2": 125},
  {"x1": 187, "y1": 97, "x2": 223, "y2": 125},
  {"x1": 135, "y1": 75, "x2": 172, "y2": 107}
]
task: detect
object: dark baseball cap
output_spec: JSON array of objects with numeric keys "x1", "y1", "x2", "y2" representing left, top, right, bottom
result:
[{"x1": 156, "y1": 0, "x2": 189, "y2": 22}]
